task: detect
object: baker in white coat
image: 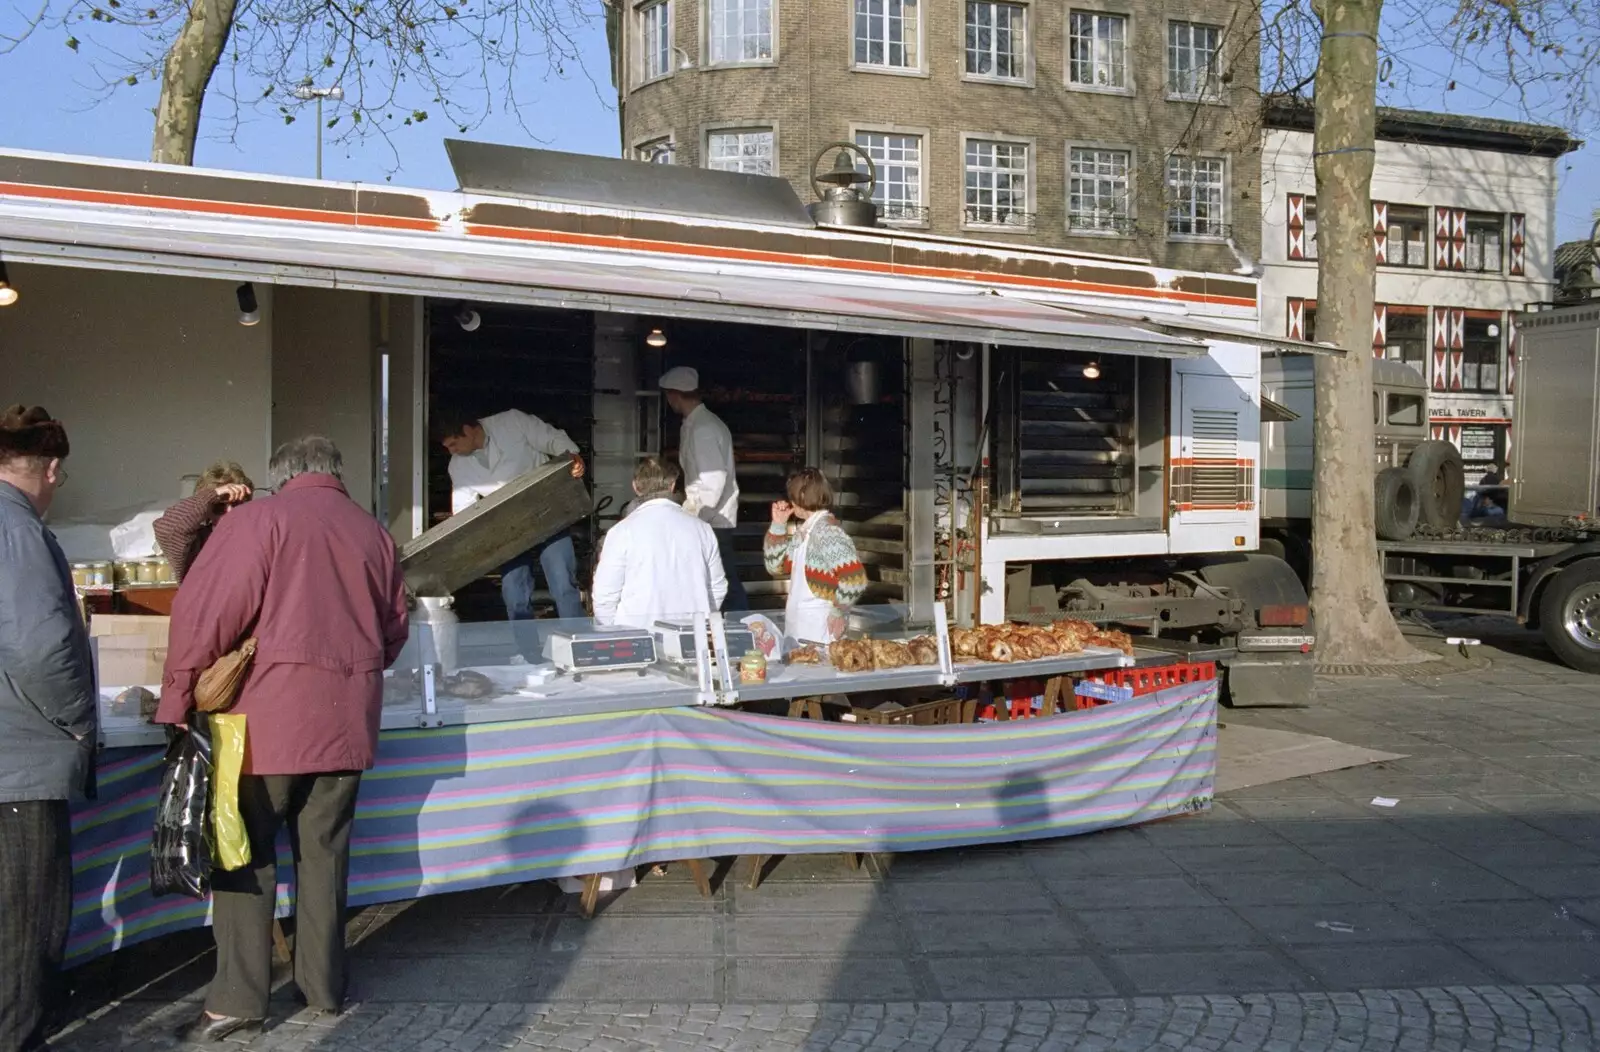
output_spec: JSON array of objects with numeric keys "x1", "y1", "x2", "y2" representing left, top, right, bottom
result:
[
  {"x1": 434, "y1": 406, "x2": 587, "y2": 658},
  {"x1": 591, "y1": 457, "x2": 727, "y2": 629},
  {"x1": 658, "y1": 366, "x2": 747, "y2": 611}
]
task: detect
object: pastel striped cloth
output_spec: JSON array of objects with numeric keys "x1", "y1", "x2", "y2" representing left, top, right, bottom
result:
[{"x1": 66, "y1": 681, "x2": 1216, "y2": 962}]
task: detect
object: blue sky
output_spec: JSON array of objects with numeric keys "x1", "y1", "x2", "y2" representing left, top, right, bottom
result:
[{"x1": 0, "y1": 11, "x2": 1593, "y2": 244}]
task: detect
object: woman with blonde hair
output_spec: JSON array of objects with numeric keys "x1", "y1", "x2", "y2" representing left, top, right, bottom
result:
[
  {"x1": 152, "y1": 460, "x2": 255, "y2": 582},
  {"x1": 764, "y1": 467, "x2": 868, "y2": 647}
]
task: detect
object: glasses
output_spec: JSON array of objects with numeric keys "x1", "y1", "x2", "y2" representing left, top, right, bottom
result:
[{"x1": 54, "y1": 466, "x2": 67, "y2": 488}]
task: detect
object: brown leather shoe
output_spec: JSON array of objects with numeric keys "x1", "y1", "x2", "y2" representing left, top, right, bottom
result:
[{"x1": 177, "y1": 1012, "x2": 263, "y2": 1043}]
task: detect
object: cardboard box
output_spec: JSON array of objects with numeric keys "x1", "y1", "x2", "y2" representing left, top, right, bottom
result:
[{"x1": 91, "y1": 615, "x2": 169, "y2": 687}]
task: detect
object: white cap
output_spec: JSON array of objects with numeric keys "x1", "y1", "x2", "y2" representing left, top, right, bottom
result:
[{"x1": 658, "y1": 366, "x2": 700, "y2": 392}]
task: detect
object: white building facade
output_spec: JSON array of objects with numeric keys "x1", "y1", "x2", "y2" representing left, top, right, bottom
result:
[{"x1": 1260, "y1": 102, "x2": 1579, "y2": 482}]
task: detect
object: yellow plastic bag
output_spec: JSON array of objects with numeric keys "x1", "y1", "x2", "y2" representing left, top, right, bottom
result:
[{"x1": 209, "y1": 713, "x2": 251, "y2": 872}]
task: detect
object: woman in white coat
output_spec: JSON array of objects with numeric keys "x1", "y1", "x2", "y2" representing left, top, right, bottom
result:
[{"x1": 591, "y1": 457, "x2": 728, "y2": 629}]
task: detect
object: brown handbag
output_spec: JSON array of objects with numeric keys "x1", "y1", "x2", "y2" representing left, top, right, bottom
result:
[{"x1": 195, "y1": 639, "x2": 257, "y2": 713}]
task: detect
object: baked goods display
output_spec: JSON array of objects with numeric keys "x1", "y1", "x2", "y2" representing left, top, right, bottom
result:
[
  {"x1": 827, "y1": 635, "x2": 942, "y2": 673},
  {"x1": 785, "y1": 645, "x2": 824, "y2": 664},
  {"x1": 949, "y1": 619, "x2": 1135, "y2": 663}
]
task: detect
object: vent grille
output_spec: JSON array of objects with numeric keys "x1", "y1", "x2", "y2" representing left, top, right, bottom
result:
[{"x1": 1174, "y1": 406, "x2": 1253, "y2": 511}]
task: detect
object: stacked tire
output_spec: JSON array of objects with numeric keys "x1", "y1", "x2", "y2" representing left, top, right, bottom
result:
[{"x1": 1373, "y1": 441, "x2": 1465, "y2": 542}]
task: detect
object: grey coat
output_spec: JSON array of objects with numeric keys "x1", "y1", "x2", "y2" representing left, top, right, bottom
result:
[{"x1": 0, "y1": 480, "x2": 97, "y2": 802}]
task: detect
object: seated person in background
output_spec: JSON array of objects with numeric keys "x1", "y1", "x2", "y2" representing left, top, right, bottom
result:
[
  {"x1": 152, "y1": 460, "x2": 254, "y2": 582},
  {"x1": 764, "y1": 467, "x2": 867, "y2": 649},
  {"x1": 591, "y1": 457, "x2": 727, "y2": 630}
]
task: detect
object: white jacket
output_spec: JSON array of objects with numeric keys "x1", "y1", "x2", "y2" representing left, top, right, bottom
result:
[
  {"x1": 591, "y1": 498, "x2": 728, "y2": 629},
  {"x1": 679, "y1": 404, "x2": 740, "y2": 529},
  {"x1": 448, "y1": 409, "x2": 578, "y2": 514}
]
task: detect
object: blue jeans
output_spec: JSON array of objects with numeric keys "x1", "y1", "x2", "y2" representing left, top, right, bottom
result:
[
  {"x1": 715, "y1": 528, "x2": 749, "y2": 613},
  {"x1": 500, "y1": 532, "x2": 584, "y2": 658}
]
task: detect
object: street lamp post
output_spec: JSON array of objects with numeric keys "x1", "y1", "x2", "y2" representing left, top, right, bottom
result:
[{"x1": 291, "y1": 79, "x2": 344, "y2": 179}]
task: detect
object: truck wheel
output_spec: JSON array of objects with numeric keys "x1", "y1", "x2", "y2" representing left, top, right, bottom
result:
[
  {"x1": 1538, "y1": 560, "x2": 1600, "y2": 674},
  {"x1": 1406, "y1": 441, "x2": 1466, "y2": 529},
  {"x1": 1374, "y1": 467, "x2": 1420, "y2": 541}
]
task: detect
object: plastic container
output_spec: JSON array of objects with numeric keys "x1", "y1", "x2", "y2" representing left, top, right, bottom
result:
[{"x1": 739, "y1": 651, "x2": 768, "y2": 684}]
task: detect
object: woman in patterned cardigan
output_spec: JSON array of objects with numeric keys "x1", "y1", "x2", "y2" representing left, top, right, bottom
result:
[{"x1": 764, "y1": 468, "x2": 868, "y2": 646}]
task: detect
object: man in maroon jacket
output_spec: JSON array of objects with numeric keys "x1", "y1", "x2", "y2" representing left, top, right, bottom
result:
[{"x1": 156, "y1": 436, "x2": 409, "y2": 1042}]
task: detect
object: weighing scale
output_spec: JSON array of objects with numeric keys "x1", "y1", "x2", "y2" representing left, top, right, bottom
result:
[
  {"x1": 543, "y1": 628, "x2": 659, "y2": 680},
  {"x1": 653, "y1": 619, "x2": 756, "y2": 664}
]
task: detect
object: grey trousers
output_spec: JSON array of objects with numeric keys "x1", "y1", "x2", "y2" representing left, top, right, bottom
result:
[
  {"x1": 206, "y1": 772, "x2": 361, "y2": 1019},
  {"x1": 0, "y1": 800, "x2": 71, "y2": 1052}
]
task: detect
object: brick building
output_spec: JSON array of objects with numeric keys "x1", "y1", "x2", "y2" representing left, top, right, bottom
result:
[{"x1": 605, "y1": 0, "x2": 1262, "y2": 270}]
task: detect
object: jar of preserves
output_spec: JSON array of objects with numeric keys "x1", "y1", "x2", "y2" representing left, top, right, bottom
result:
[
  {"x1": 71, "y1": 563, "x2": 90, "y2": 588},
  {"x1": 89, "y1": 561, "x2": 111, "y2": 588},
  {"x1": 137, "y1": 560, "x2": 160, "y2": 585},
  {"x1": 739, "y1": 650, "x2": 768, "y2": 685},
  {"x1": 113, "y1": 561, "x2": 133, "y2": 589},
  {"x1": 155, "y1": 558, "x2": 175, "y2": 584}
]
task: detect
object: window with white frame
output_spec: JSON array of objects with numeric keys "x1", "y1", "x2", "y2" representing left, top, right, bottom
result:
[
  {"x1": 706, "y1": 128, "x2": 774, "y2": 175},
  {"x1": 1166, "y1": 155, "x2": 1225, "y2": 237},
  {"x1": 964, "y1": 139, "x2": 1030, "y2": 227},
  {"x1": 636, "y1": 137, "x2": 675, "y2": 164},
  {"x1": 855, "y1": 131, "x2": 925, "y2": 222},
  {"x1": 1167, "y1": 21, "x2": 1221, "y2": 99},
  {"x1": 708, "y1": 0, "x2": 773, "y2": 63},
  {"x1": 638, "y1": 0, "x2": 673, "y2": 83},
  {"x1": 1067, "y1": 11, "x2": 1127, "y2": 90},
  {"x1": 965, "y1": 1, "x2": 1027, "y2": 80},
  {"x1": 854, "y1": 0, "x2": 919, "y2": 69},
  {"x1": 1068, "y1": 147, "x2": 1132, "y2": 233}
]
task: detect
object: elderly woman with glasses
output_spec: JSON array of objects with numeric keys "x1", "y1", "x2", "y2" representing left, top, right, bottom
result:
[{"x1": 152, "y1": 460, "x2": 255, "y2": 582}]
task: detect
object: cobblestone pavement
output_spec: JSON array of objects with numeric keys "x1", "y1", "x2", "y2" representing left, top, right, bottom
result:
[{"x1": 53, "y1": 627, "x2": 1600, "y2": 1052}]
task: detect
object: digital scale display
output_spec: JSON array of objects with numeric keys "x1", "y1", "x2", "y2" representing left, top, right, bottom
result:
[{"x1": 567, "y1": 636, "x2": 656, "y2": 668}]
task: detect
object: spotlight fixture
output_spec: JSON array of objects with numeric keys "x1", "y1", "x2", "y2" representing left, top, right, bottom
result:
[
  {"x1": 236, "y1": 282, "x2": 260, "y2": 326},
  {"x1": 646, "y1": 328, "x2": 667, "y2": 348},
  {"x1": 454, "y1": 304, "x2": 482, "y2": 332},
  {"x1": 0, "y1": 259, "x2": 19, "y2": 307},
  {"x1": 1082, "y1": 360, "x2": 1101, "y2": 379}
]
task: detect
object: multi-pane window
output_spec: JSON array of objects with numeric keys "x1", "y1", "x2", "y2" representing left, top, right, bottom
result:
[
  {"x1": 965, "y1": 139, "x2": 1030, "y2": 227},
  {"x1": 965, "y1": 1, "x2": 1026, "y2": 80},
  {"x1": 854, "y1": 0, "x2": 920, "y2": 69},
  {"x1": 638, "y1": 0, "x2": 673, "y2": 82},
  {"x1": 1385, "y1": 310, "x2": 1428, "y2": 372},
  {"x1": 855, "y1": 131, "x2": 924, "y2": 223},
  {"x1": 708, "y1": 0, "x2": 773, "y2": 63},
  {"x1": 1461, "y1": 315, "x2": 1502, "y2": 393},
  {"x1": 636, "y1": 138, "x2": 675, "y2": 164},
  {"x1": 1385, "y1": 205, "x2": 1430, "y2": 267},
  {"x1": 1166, "y1": 156, "x2": 1225, "y2": 237},
  {"x1": 1167, "y1": 21, "x2": 1221, "y2": 99},
  {"x1": 1067, "y1": 12, "x2": 1127, "y2": 89},
  {"x1": 706, "y1": 128, "x2": 774, "y2": 175},
  {"x1": 1068, "y1": 147, "x2": 1132, "y2": 233},
  {"x1": 1464, "y1": 212, "x2": 1504, "y2": 273}
]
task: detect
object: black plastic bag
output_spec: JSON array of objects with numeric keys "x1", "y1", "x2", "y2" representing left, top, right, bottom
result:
[{"x1": 150, "y1": 717, "x2": 215, "y2": 899}]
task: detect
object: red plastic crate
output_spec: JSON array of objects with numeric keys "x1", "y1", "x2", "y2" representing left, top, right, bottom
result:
[{"x1": 1074, "y1": 661, "x2": 1216, "y2": 709}]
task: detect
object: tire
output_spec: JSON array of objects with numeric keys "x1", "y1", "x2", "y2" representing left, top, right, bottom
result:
[
  {"x1": 1538, "y1": 559, "x2": 1600, "y2": 674},
  {"x1": 1406, "y1": 441, "x2": 1466, "y2": 529},
  {"x1": 1374, "y1": 467, "x2": 1420, "y2": 541}
]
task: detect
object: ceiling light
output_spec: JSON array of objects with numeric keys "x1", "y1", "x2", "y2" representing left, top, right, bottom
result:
[
  {"x1": 236, "y1": 283, "x2": 260, "y2": 326},
  {"x1": 646, "y1": 328, "x2": 667, "y2": 348},
  {"x1": 0, "y1": 259, "x2": 19, "y2": 307},
  {"x1": 454, "y1": 304, "x2": 482, "y2": 332},
  {"x1": 1082, "y1": 360, "x2": 1101, "y2": 379}
]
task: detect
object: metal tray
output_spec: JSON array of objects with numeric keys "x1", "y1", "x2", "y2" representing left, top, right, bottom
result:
[{"x1": 399, "y1": 460, "x2": 591, "y2": 597}]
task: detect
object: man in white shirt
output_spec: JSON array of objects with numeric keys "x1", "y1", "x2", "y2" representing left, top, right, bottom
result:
[
  {"x1": 435, "y1": 407, "x2": 587, "y2": 655},
  {"x1": 591, "y1": 457, "x2": 727, "y2": 629},
  {"x1": 658, "y1": 367, "x2": 747, "y2": 611}
]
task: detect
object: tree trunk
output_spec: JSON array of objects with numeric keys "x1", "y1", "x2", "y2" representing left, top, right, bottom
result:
[
  {"x1": 1308, "y1": 0, "x2": 1422, "y2": 664},
  {"x1": 150, "y1": 0, "x2": 239, "y2": 165}
]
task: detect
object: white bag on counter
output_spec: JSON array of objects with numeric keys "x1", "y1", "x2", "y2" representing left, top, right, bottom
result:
[{"x1": 110, "y1": 507, "x2": 170, "y2": 559}]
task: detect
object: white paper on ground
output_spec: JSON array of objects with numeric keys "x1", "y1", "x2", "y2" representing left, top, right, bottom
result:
[{"x1": 1371, "y1": 796, "x2": 1400, "y2": 808}]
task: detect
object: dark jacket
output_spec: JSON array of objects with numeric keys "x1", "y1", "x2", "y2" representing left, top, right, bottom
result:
[
  {"x1": 155, "y1": 474, "x2": 410, "y2": 775},
  {"x1": 0, "y1": 480, "x2": 97, "y2": 802}
]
